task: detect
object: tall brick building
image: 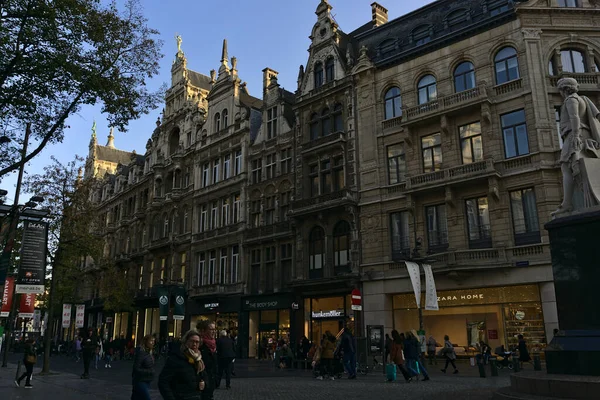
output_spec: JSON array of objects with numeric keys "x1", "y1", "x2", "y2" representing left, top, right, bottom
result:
[{"x1": 81, "y1": 0, "x2": 599, "y2": 357}]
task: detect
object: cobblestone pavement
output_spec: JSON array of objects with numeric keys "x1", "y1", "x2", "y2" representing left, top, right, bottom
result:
[{"x1": 0, "y1": 361, "x2": 511, "y2": 400}]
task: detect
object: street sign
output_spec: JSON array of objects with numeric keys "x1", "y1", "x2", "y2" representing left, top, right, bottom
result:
[{"x1": 351, "y1": 288, "x2": 362, "y2": 311}]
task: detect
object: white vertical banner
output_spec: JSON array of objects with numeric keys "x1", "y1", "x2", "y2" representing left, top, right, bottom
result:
[
  {"x1": 422, "y1": 264, "x2": 439, "y2": 311},
  {"x1": 62, "y1": 304, "x2": 72, "y2": 328},
  {"x1": 75, "y1": 304, "x2": 85, "y2": 328},
  {"x1": 42, "y1": 311, "x2": 48, "y2": 335},
  {"x1": 33, "y1": 309, "x2": 42, "y2": 331},
  {"x1": 405, "y1": 261, "x2": 422, "y2": 308}
]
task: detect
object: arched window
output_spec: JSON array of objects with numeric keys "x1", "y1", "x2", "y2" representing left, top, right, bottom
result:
[
  {"x1": 168, "y1": 129, "x2": 180, "y2": 156},
  {"x1": 309, "y1": 227, "x2": 325, "y2": 278},
  {"x1": 560, "y1": 49, "x2": 586, "y2": 73},
  {"x1": 310, "y1": 113, "x2": 320, "y2": 140},
  {"x1": 494, "y1": 47, "x2": 519, "y2": 85},
  {"x1": 418, "y1": 75, "x2": 437, "y2": 104},
  {"x1": 321, "y1": 108, "x2": 331, "y2": 137},
  {"x1": 454, "y1": 62, "x2": 476, "y2": 92},
  {"x1": 412, "y1": 25, "x2": 431, "y2": 46},
  {"x1": 152, "y1": 215, "x2": 159, "y2": 240},
  {"x1": 333, "y1": 103, "x2": 343, "y2": 132},
  {"x1": 171, "y1": 211, "x2": 177, "y2": 235},
  {"x1": 314, "y1": 62, "x2": 324, "y2": 88},
  {"x1": 333, "y1": 221, "x2": 351, "y2": 270},
  {"x1": 325, "y1": 58, "x2": 335, "y2": 82},
  {"x1": 222, "y1": 109, "x2": 229, "y2": 128},
  {"x1": 384, "y1": 87, "x2": 402, "y2": 120},
  {"x1": 446, "y1": 9, "x2": 467, "y2": 27},
  {"x1": 182, "y1": 207, "x2": 189, "y2": 233},
  {"x1": 214, "y1": 112, "x2": 221, "y2": 132},
  {"x1": 379, "y1": 39, "x2": 396, "y2": 59}
]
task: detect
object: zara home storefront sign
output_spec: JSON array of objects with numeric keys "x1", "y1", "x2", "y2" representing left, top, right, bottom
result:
[{"x1": 437, "y1": 293, "x2": 484, "y2": 303}]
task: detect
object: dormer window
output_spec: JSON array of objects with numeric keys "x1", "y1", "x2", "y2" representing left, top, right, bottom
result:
[
  {"x1": 325, "y1": 58, "x2": 335, "y2": 82},
  {"x1": 314, "y1": 62, "x2": 324, "y2": 88},
  {"x1": 412, "y1": 25, "x2": 431, "y2": 46},
  {"x1": 446, "y1": 9, "x2": 468, "y2": 28}
]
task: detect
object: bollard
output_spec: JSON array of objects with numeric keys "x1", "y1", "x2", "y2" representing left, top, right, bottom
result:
[
  {"x1": 489, "y1": 357, "x2": 498, "y2": 377},
  {"x1": 512, "y1": 356, "x2": 520, "y2": 372},
  {"x1": 478, "y1": 361, "x2": 487, "y2": 378},
  {"x1": 533, "y1": 354, "x2": 541, "y2": 371}
]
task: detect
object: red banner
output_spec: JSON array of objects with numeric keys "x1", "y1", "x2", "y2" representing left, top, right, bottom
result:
[
  {"x1": 1, "y1": 276, "x2": 14, "y2": 317},
  {"x1": 18, "y1": 293, "x2": 35, "y2": 318}
]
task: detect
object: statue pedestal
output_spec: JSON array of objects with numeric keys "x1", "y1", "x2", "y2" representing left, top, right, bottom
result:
[{"x1": 544, "y1": 208, "x2": 600, "y2": 376}]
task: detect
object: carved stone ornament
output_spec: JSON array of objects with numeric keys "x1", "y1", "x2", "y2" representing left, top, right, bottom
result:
[
  {"x1": 553, "y1": 77, "x2": 600, "y2": 217},
  {"x1": 522, "y1": 28, "x2": 542, "y2": 40}
]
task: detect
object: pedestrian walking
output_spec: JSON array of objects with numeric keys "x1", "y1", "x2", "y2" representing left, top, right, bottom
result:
[
  {"x1": 74, "y1": 337, "x2": 82, "y2": 362},
  {"x1": 404, "y1": 332, "x2": 430, "y2": 381},
  {"x1": 94, "y1": 339, "x2": 103, "y2": 369},
  {"x1": 196, "y1": 320, "x2": 218, "y2": 400},
  {"x1": 390, "y1": 330, "x2": 411, "y2": 382},
  {"x1": 518, "y1": 334, "x2": 531, "y2": 368},
  {"x1": 132, "y1": 334, "x2": 156, "y2": 400},
  {"x1": 320, "y1": 331, "x2": 336, "y2": 380},
  {"x1": 427, "y1": 335, "x2": 438, "y2": 365},
  {"x1": 15, "y1": 339, "x2": 36, "y2": 389},
  {"x1": 384, "y1": 333, "x2": 392, "y2": 365},
  {"x1": 105, "y1": 338, "x2": 114, "y2": 368},
  {"x1": 340, "y1": 324, "x2": 357, "y2": 379},
  {"x1": 215, "y1": 330, "x2": 235, "y2": 390},
  {"x1": 440, "y1": 335, "x2": 459, "y2": 374},
  {"x1": 81, "y1": 329, "x2": 95, "y2": 379},
  {"x1": 158, "y1": 329, "x2": 207, "y2": 400}
]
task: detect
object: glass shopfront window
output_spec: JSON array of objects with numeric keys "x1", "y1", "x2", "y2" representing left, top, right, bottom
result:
[
  {"x1": 191, "y1": 313, "x2": 239, "y2": 337},
  {"x1": 392, "y1": 285, "x2": 546, "y2": 354},
  {"x1": 305, "y1": 295, "x2": 352, "y2": 344},
  {"x1": 248, "y1": 309, "x2": 290, "y2": 359}
]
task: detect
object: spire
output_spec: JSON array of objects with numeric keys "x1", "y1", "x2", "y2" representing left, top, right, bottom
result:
[
  {"x1": 221, "y1": 39, "x2": 228, "y2": 66},
  {"x1": 89, "y1": 121, "x2": 97, "y2": 149},
  {"x1": 106, "y1": 127, "x2": 115, "y2": 148}
]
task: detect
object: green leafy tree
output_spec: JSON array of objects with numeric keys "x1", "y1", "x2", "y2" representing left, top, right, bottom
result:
[{"x1": 0, "y1": 0, "x2": 164, "y2": 178}]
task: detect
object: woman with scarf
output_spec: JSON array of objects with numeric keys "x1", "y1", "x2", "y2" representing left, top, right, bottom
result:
[
  {"x1": 158, "y1": 330, "x2": 207, "y2": 400},
  {"x1": 196, "y1": 320, "x2": 218, "y2": 400}
]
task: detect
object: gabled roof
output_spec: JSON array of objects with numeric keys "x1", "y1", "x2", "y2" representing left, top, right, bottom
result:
[
  {"x1": 95, "y1": 145, "x2": 133, "y2": 166},
  {"x1": 188, "y1": 70, "x2": 212, "y2": 91},
  {"x1": 240, "y1": 90, "x2": 263, "y2": 110}
]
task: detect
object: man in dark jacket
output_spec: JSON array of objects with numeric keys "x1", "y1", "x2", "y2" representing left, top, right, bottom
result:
[
  {"x1": 340, "y1": 324, "x2": 357, "y2": 379},
  {"x1": 132, "y1": 334, "x2": 155, "y2": 400},
  {"x1": 81, "y1": 329, "x2": 95, "y2": 379},
  {"x1": 215, "y1": 330, "x2": 235, "y2": 389}
]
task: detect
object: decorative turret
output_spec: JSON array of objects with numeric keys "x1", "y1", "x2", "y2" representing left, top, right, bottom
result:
[
  {"x1": 217, "y1": 39, "x2": 231, "y2": 80},
  {"x1": 171, "y1": 34, "x2": 187, "y2": 86},
  {"x1": 89, "y1": 120, "x2": 97, "y2": 150},
  {"x1": 297, "y1": 65, "x2": 305, "y2": 90},
  {"x1": 106, "y1": 127, "x2": 115, "y2": 149}
]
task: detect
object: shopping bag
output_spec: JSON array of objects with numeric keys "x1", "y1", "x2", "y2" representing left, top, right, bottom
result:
[{"x1": 386, "y1": 363, "x2": 397, "y2": 381}]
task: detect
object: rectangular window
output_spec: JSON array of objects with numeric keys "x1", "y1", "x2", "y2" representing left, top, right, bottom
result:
[
  {"x1": 196, "y1": 253, "x2": 205, "y2": 286},
  {"x1": 333, "y1": 156, "x2": 344, "y2": 190},
  {"x1": 309, "y1": 164, "x2": 319, "y2": 196},
  {"x1": 459, "y1": 122, "x2": 483, "y2": 164},
  {"x1": 421, "y1": 133, "x2": 442, "y2": 173},
  {"x1": 510, "y1": 188, "x2": 541, "y2": 246},
  {"x1": 321, "y1": 159, "x2": 332, "y2": 194},
  {"x1": 280, "y1": 192, "x2": 291, "y2": 221},
  {"x1": 212, "y1": 159, "x2": 220, "y2": 184},
  {"x1": 223, "y1": 154, "x2": 231, "y2": 180},
  {"x1": 426, "y1": 204, "x2": 448, "y2": 251},
  {"x1": 390, "y1": 211, "x2": 410, "y2": 260},
  {"x1": 281, "y1": 243, "x2": 292, "y2": 285},
  {"x1": 208, "y1": 251, "x2": 216, "y2": 285},
  {"x1": 138, "y1": 265, "x2": 143, "y2": 290},
  {"x1": 200, "y1": 205, "x2": 207, "y2": 232},
  {"x1": 387, "y1": 144, "x2": 406, "y2": 184},
  {"x1": 555, "y1": 107, "x2": 564, "y2": 149},
  {"x1": 267, "y1": 106, "x2": 278, "y2": 139},
  {"x1": 265, "y1": 153, "x2": 276, "y2": 180},
  {"x1": 202, "y1": 163, "x2": 210, "y2": 187},
  {"x1": 502, "y1": 109, "x2": 529, "y2": 159},
  {"x1": 250, "y1": 249, "x2": 261, "y2": 294},
  {"x1": 221, "y1": 198, "x2": 230, "y2": 226},
  {"x1": 465, "y1": 197, "x2": 492, "y2": 248},
  {"x1": 251, "y1": 200, "x2": 261, "y2": 228},
  {"x1": 265, "y1": 245, "x2": 276, "y2": 292},
  {"x1": 234, "y1": 150, "x2": 242, "y2": 175},
  {"x1": 252, "y1": 159, "x2": 262, "y2": 184},
  {"x1": 219, "y1": 248, "x2": 227, "y2": 285},
  {"x1": 558, "y1": 0, "x2": 578, "y2": 7},
  {"x1": 280, "y1": 148, "x2": 292, "y2": 174},
  {"x1": 230, "y1": 245, "x2": 239, "y2": 284},
  {"x1": 265, "y1": 196, "x2": 275, "y2": 225},
  {"x1": 233, "y1": 194, "x2": 241, "y2": 223},
  {"x1": 210, "y1": 202, "x2": 218, "y2": 230}
]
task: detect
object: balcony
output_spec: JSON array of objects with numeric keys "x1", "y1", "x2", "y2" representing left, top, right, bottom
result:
[
  {"x1": 549, "y1": 73, "x2": 600, "y2": 88},
  {"x1": 290, "y1": 189, "x2": 357, "y2": 217},
  {"x1": 302, "y1": 132, "x2": 346, "y2": 153},
  {"x1": 189, "y1": 282, "x2": 244, "y2": 297},
  {"x1": 406, "y1": 159, "x2": 498, "y2": 193},
  {"x1": 194, "y1": 174, "x2": 245, "y2": 198},
  {"x1": 376, "y1": 243, "x2": 550, "y2": 278},
  {"x1": 245, "y1": 221, "x2": 292, "y2": 242},
  {"x1": 401, "y1": 86, "x2": 489, "y2": 126},
  {"x1": 334, "y1": 265, "x2": 352, "y2": 276},
  {"x1": 493, "y1": 78, "x2": 523, "y2": 97},
  {"x1": 192, "y1": 223, "x2": 242, "y2": 242}
]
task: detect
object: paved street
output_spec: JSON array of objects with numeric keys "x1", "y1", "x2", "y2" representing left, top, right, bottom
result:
[{"x1": 0, "y1": 355, "x2": 514, "y2": 399}]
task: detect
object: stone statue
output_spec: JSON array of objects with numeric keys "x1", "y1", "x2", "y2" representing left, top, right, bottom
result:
[
  {"x1": 553, "y1": 77, "x2": 600, "y2": 216},
  {"x1": 176, "y1": 34, "x2": 182, "y2": 52}
]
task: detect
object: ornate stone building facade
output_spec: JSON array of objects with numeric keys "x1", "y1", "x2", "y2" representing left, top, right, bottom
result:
[{"x1": 81, "y1": 0, "x2": 598, "y2": 356}]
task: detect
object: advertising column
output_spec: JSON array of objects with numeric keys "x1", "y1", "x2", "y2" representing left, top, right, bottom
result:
[{"x1": 15, "y1": 221, "x2": 48, "y2": 294}]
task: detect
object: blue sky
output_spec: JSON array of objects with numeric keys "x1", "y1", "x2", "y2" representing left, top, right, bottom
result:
[{"x1": 1, "y1": 0, "x2": 432, "y2": 202}]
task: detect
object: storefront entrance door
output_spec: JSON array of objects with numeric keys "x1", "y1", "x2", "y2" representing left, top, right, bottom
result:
[{"x1": 311, "y1": 319, "x2": 344, "y2": 343}]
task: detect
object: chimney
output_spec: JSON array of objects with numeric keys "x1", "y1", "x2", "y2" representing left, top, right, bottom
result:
[
  {"x1": 371, "y1": 2, "x2": 388, "y2": 27},
  {"x1": 262, "y1": 67, "x2": 279, "y2": 95}
]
